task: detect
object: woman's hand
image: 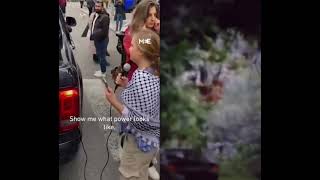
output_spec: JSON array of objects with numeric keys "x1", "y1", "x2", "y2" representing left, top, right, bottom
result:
[
  {"x1": 115, "y1": 73, "x2": 128, "y2": 87},
  {"x1": 105, "y1": 86, "x2": 125, "y2": 114},
  {"x1": 105, "y1": 87, "x2": 117, "y2": 104},
  {"x1": 154, "y1": 18, "x2": 160, "y2": 34}
]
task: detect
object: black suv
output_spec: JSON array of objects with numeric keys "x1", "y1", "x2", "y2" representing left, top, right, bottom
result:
[{"x1": 59, "y1": 9, "x2": 83, "y2": 163}]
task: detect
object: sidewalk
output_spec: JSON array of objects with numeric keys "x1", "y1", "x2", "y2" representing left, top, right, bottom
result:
[{"x1": 78, "y1": 2, "x2": 132, "y2": 32}]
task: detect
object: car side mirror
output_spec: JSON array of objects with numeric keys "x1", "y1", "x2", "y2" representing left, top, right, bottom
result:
[{"x1": 66, "y1": 17, "x2": 77, "y2": 27}]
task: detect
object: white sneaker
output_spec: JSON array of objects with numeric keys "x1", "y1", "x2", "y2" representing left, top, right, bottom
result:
[
  {"x1": 94, "y1": 71, "x2": 106, "y2": 78},
  {"x1": 148, "y1": 166, "x2": 160, "y2": 180}
]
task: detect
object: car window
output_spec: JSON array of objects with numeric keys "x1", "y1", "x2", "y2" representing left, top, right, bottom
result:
[{"x1": 59, "y1": 9, "x2": 71, "y2": 42}]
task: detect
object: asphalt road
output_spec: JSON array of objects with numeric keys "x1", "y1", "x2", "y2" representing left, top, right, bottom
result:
[{"x1": 59, "y1": 3, "x2": 158, "y2": 180}]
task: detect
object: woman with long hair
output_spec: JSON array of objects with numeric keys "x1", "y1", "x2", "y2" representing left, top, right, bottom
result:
[{"x1": 123, "y1": 0, "x2": 160, "y2": 82}]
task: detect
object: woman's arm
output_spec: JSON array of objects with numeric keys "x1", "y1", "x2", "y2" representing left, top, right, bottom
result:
[
  {"x1": 105, "y1": 87, "x2": 124, "y2": 114},
  {"x1": 110, "y1": 97, "x2": 124, "y2": 114}
]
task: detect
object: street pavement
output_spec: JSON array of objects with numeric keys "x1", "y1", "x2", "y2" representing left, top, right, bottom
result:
[{"x1": 59, "y1": 2, "x2": 158, "y2": 180}]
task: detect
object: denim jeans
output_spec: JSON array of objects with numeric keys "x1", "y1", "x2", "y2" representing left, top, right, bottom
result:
[
  {"x1": 94, "y1": 39, "x2": 109, "y2": 73},
  {"x1": 116, "y1": 14, "x2": 123, "y2": 31}
]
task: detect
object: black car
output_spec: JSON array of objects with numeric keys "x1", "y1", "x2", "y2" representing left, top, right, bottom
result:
[
  {"x1": 160, "y1": 149, "x2": 219, "y2": 180},
  {"x1": 59, "y1": 9, "x2": 83, "y2": 163}
]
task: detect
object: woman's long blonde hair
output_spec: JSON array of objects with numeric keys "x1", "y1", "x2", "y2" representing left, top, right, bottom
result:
[
  {"x1": 133, "y1": 29, "x2": 160, "y2": 77},
  {"x1": 130, "y1": 0, "x2": 160, "y2": 35}
]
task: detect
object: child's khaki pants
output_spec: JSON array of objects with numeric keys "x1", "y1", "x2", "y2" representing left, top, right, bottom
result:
[{"x1": 119, "y1": 134, "x2": 157, "y2": 180}]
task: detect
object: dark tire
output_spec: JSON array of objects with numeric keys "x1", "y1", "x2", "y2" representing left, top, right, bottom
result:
[{"x1": 59, "y1": 140, "x2": 80, "y2": 165}]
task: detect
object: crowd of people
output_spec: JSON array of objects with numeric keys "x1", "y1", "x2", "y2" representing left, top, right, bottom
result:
[{"x1": 59, "y1": 0, "x2": 161, "y2": 180}]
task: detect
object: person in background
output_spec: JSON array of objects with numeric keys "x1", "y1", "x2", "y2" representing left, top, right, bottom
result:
[
  {"x1": 88, "y1": 4, "x2": 110, "y2": 63},
  {"x1": 106, "y1": 29, "x2": 160, "y2": 180},
  {"x1": 114, "y1": 0, "x2": 126, "y2": 32},
  {"x1": 103, "y1": 0, "x2": 109, "y2": 8},
  {"x1": 88, "y1": 9, "x2": 99, "y2": 62},
  {"x1": 86, "y1": 0, "x2": 95, "y2": 16},
  {"x1": 90, "y1": 1, "x2": 111, "y2": 78},
  {"x1": 80, "y1": 0, "x2": 84, "y2": 8},
  {"x1": 123, "y1": 0, "x2": 160, "y2": 82}
]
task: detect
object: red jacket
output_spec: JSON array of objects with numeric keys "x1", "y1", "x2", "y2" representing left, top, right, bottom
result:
[{"x1": 123, "y1": 27, "x2": 138, "y2": 81}]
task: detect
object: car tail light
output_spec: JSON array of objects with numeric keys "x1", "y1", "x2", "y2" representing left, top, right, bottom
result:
[
  {"x1": 167, "y1": 164, "x2": 176, "y2": 173},
  {"x1": 211, "y1": 165, "x2": 219, "y2": 173},
  {"x1": 59, "y1": 88, "x2": 80, "y2": 133}
]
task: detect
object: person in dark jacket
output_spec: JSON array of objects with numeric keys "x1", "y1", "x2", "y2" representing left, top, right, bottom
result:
[
  {"x1": 90, "y1": 0, "x2": 111, "y2": 78},
  {"x1": 86, "y1": 0, "x2": 95, "y2": 16},
  {"x1": 114, "y1": 0, "x2": 126, "y2": 32}
]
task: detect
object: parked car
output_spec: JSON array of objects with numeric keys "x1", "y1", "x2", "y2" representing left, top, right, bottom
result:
[
  {"x1": 160, "y1": 149, "x2": 219, "y2": 180},
  {"x1": 59, "y1": 8, "x2": 83, "y2": 163}
]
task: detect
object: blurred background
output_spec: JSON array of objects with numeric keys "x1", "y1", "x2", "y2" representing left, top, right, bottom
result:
[{"x1": 160, "y1": 0, "x2": 261, "y2": 180}]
